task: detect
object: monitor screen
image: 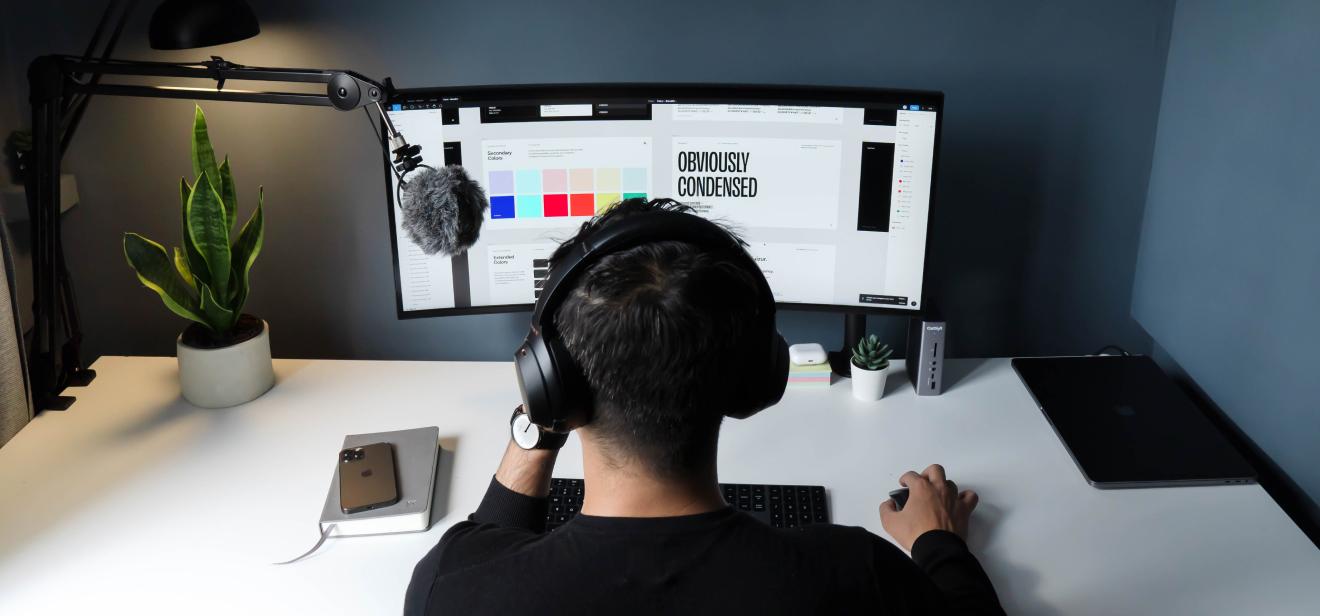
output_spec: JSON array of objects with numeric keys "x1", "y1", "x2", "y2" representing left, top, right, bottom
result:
[{"x1": 383, "y1": 84, "x2": 941, "y2": 317}]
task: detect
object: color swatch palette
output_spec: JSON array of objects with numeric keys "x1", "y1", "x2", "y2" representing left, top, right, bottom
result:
[{"x1": 488, "y1": 167, "x2": 648, "y2": 219}]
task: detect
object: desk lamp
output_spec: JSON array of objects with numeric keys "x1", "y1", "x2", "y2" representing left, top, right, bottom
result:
[{"x1": 24, "y1": 0, "x2": 421, "y2": 411}]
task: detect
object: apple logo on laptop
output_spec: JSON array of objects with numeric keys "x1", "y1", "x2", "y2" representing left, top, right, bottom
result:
[{"x1": 1115, "y1": 404, "x2": 1138, "y2": 417}]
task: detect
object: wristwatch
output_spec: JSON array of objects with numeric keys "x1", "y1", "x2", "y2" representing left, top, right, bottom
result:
[{"x1": 510, "y1": 407, "x2": 568, "y2": 451}]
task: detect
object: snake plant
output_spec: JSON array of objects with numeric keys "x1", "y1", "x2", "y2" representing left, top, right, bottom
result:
[
  {"x1": 851, "y1": 334, "x2": 893, "y2": 372},
  {"x1": 123, "y1": 105, "x2": 264, "y2": 337}
]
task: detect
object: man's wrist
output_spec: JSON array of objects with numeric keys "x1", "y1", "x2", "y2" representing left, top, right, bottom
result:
[
  {"x1": 911, "y1": 529, "x2": 969, "y2": 559},
  {"x1": 510, "y1": 407, "x2": 569, "y2": 450},
  {"x1": 494, "y1": 438, "x2": 559, "y2": 498}
]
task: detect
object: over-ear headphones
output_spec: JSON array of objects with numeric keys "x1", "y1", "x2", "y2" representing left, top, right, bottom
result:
[{"x1": 514, "y1": 209, "x2": 789, "y2": 433}]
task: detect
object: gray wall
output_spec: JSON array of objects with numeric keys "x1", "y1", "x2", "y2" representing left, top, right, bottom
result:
[
  {"x1": 1132, "y1": 1, "x2": 1320, "y2": 509},
  {"x1": 1, "y1": 0, "x2": 1174, "y2": 362}
]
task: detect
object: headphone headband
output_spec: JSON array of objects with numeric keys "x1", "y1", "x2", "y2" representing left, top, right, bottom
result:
[
  {"x1": 515, "y1": 208, "x2": 788, "y2": 432},
  {"x1": 531, "y1": 210, "x2": 753, "y2": 326}
]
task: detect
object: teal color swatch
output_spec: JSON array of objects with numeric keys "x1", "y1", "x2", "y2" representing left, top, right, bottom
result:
[{"x1": 516, "y1": 194, "x2": 543, "y2": 218}]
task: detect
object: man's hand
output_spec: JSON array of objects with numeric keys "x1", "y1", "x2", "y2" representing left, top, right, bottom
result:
[{"x1": 879, "y1": 464, "x2": 978, "y2": 551}]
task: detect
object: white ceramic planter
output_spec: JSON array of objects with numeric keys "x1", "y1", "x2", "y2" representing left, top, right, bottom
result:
[
  {"x1": 176, "y1": 320, "x2": 275, "y2": 408},
  {"x1": 851, "y1": 365, "x2": 888, "y2": 401}
]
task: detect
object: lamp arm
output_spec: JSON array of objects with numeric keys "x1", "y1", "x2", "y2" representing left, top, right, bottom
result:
[{"x1": 47, "y1": 55, "x2": 387, "y2": 111}]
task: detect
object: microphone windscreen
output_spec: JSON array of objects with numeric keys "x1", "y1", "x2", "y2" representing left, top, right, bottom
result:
[{"x1": 399, "y1": 165, "x2": 489, "y2": 256}]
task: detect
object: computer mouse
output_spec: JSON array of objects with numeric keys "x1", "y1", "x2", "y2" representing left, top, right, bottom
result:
[{"x1": 887, "y1": 480, "x2": 957, "y2": 510}]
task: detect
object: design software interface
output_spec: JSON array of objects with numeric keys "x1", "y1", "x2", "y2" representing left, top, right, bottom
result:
[{"x1": 385, "y1": 86, "x2": 940, "y2": 315}]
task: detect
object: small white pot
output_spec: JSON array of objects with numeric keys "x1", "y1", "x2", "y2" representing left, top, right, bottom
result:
[
  {"x1": 851, "y1": 364, "x2": 889, "y2": 401},
  {"x1": 176, "y1": 320, "x2": 275, "y2": 408}
]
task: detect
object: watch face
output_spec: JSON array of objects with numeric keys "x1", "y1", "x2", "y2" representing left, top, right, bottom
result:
[{"x1": 512, "y1": 413, "x2": 541, "y2": 450}]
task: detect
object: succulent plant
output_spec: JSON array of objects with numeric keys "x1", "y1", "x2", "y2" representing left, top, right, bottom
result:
[
  {"x1": 851, "y1": 334, "x2": 893, "y2": 372},
  {"x1": 123, "y1": 105, "x2": 264, "y2": 338}
]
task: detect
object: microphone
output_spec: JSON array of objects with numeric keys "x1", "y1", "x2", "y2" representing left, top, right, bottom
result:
[{"x1": 399, "y1": 164, "x2": 489, "y2": 257}]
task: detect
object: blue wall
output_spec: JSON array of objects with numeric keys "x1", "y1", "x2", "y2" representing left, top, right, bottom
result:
[
  {"x1": 2, "y1": 0, "x2": 1173, "y2": 362},
  {"x1": 1133, "y1": 0, "x2": 1320, "y2": 509}
]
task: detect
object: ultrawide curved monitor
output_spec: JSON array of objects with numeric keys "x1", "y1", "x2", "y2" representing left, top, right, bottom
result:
[{"x1": 383, "y1": 83, "x2": 942, "y2": 318}]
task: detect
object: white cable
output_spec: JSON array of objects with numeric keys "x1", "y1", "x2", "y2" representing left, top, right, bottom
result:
[{"x1": 272, "y1": 524, "x2": 336, "y2": 565}]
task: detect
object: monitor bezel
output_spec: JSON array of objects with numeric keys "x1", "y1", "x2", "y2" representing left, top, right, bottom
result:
[{"x1": 381, "y1": 82, "x2": 944, "y2": 320}]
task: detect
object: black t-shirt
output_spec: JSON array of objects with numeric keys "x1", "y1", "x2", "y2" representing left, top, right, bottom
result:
[{"x1": 405, "y1": 477, "x2": 1004, "y2": 615}]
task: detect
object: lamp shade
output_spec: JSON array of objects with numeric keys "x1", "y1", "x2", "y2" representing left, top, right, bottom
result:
[{"x1": 149, "y1": 0, "x2": 260, "y2": 50}]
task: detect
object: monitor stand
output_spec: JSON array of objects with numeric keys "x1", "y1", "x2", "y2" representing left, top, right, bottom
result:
[{"x1": 827, "y1": 312, "x2": 867, "y2": 378}]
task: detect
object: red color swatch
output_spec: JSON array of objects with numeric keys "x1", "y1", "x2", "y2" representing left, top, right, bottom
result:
[{"x1": 544, "y1": 194, "x2": 568, "y2": 217}]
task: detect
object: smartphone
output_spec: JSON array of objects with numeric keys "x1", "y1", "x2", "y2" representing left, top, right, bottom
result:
[{"x1": 339, "y1": 442, "x2": 400, "y2": 514}]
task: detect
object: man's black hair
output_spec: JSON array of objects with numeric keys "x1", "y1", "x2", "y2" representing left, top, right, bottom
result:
[{"x1": 550, "y1": 198, "x2": 765, "y2": 476}]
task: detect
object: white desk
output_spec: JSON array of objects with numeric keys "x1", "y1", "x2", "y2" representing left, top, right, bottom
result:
[{"x1": 1, "y1": 357, "x2": 1317, "y2": 614}]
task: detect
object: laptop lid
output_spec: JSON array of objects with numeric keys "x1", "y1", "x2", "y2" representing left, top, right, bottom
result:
[{"x1": 1012, "y1": 355, "x2": 1255, "y2": 488}]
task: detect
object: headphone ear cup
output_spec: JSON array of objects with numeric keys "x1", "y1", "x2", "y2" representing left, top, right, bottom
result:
[
  {"x1": 756, "y1": 331, "x2": 789, "y2": 413},
  {"x1": 515, "y1": 334, "x2": 556, "y2": 428},
  {"x1": 544, "y1": 334, "x2": 591, "y2": 430},
  {"x1": 726, "y1": 330, "x2": 789, "y2": 420}
]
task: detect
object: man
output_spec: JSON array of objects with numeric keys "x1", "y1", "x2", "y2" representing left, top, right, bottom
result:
[{"x1": 405, "y1": 199, "x2": 1004, "y2": 615}]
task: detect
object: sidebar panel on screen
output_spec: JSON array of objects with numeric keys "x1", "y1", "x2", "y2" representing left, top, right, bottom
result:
[
  {"x1": 444, "y1": 141, "x2": 472, "y2": 307},
  {"x1": 856, "y1": 142, "x2": 895, "y2": 232}
]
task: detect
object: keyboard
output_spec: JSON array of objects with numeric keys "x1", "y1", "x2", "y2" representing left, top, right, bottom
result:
[{"x1": 545, "y1": 478, "x2": 829, "y2": 531}]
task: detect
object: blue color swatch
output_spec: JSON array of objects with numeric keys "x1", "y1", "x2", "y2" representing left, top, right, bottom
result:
[{"x1": 490, "y1": 195, "x2": 515, "y2": 219}]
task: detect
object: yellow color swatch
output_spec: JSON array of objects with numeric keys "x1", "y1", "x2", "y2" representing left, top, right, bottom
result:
[{"x1": 595, "y1": 193, "x2": 622, "y2": 213}]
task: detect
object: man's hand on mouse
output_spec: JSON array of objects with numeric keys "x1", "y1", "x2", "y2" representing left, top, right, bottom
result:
[{"x1": 879, "y1": 464, "x2": 979, "y2": 551}]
